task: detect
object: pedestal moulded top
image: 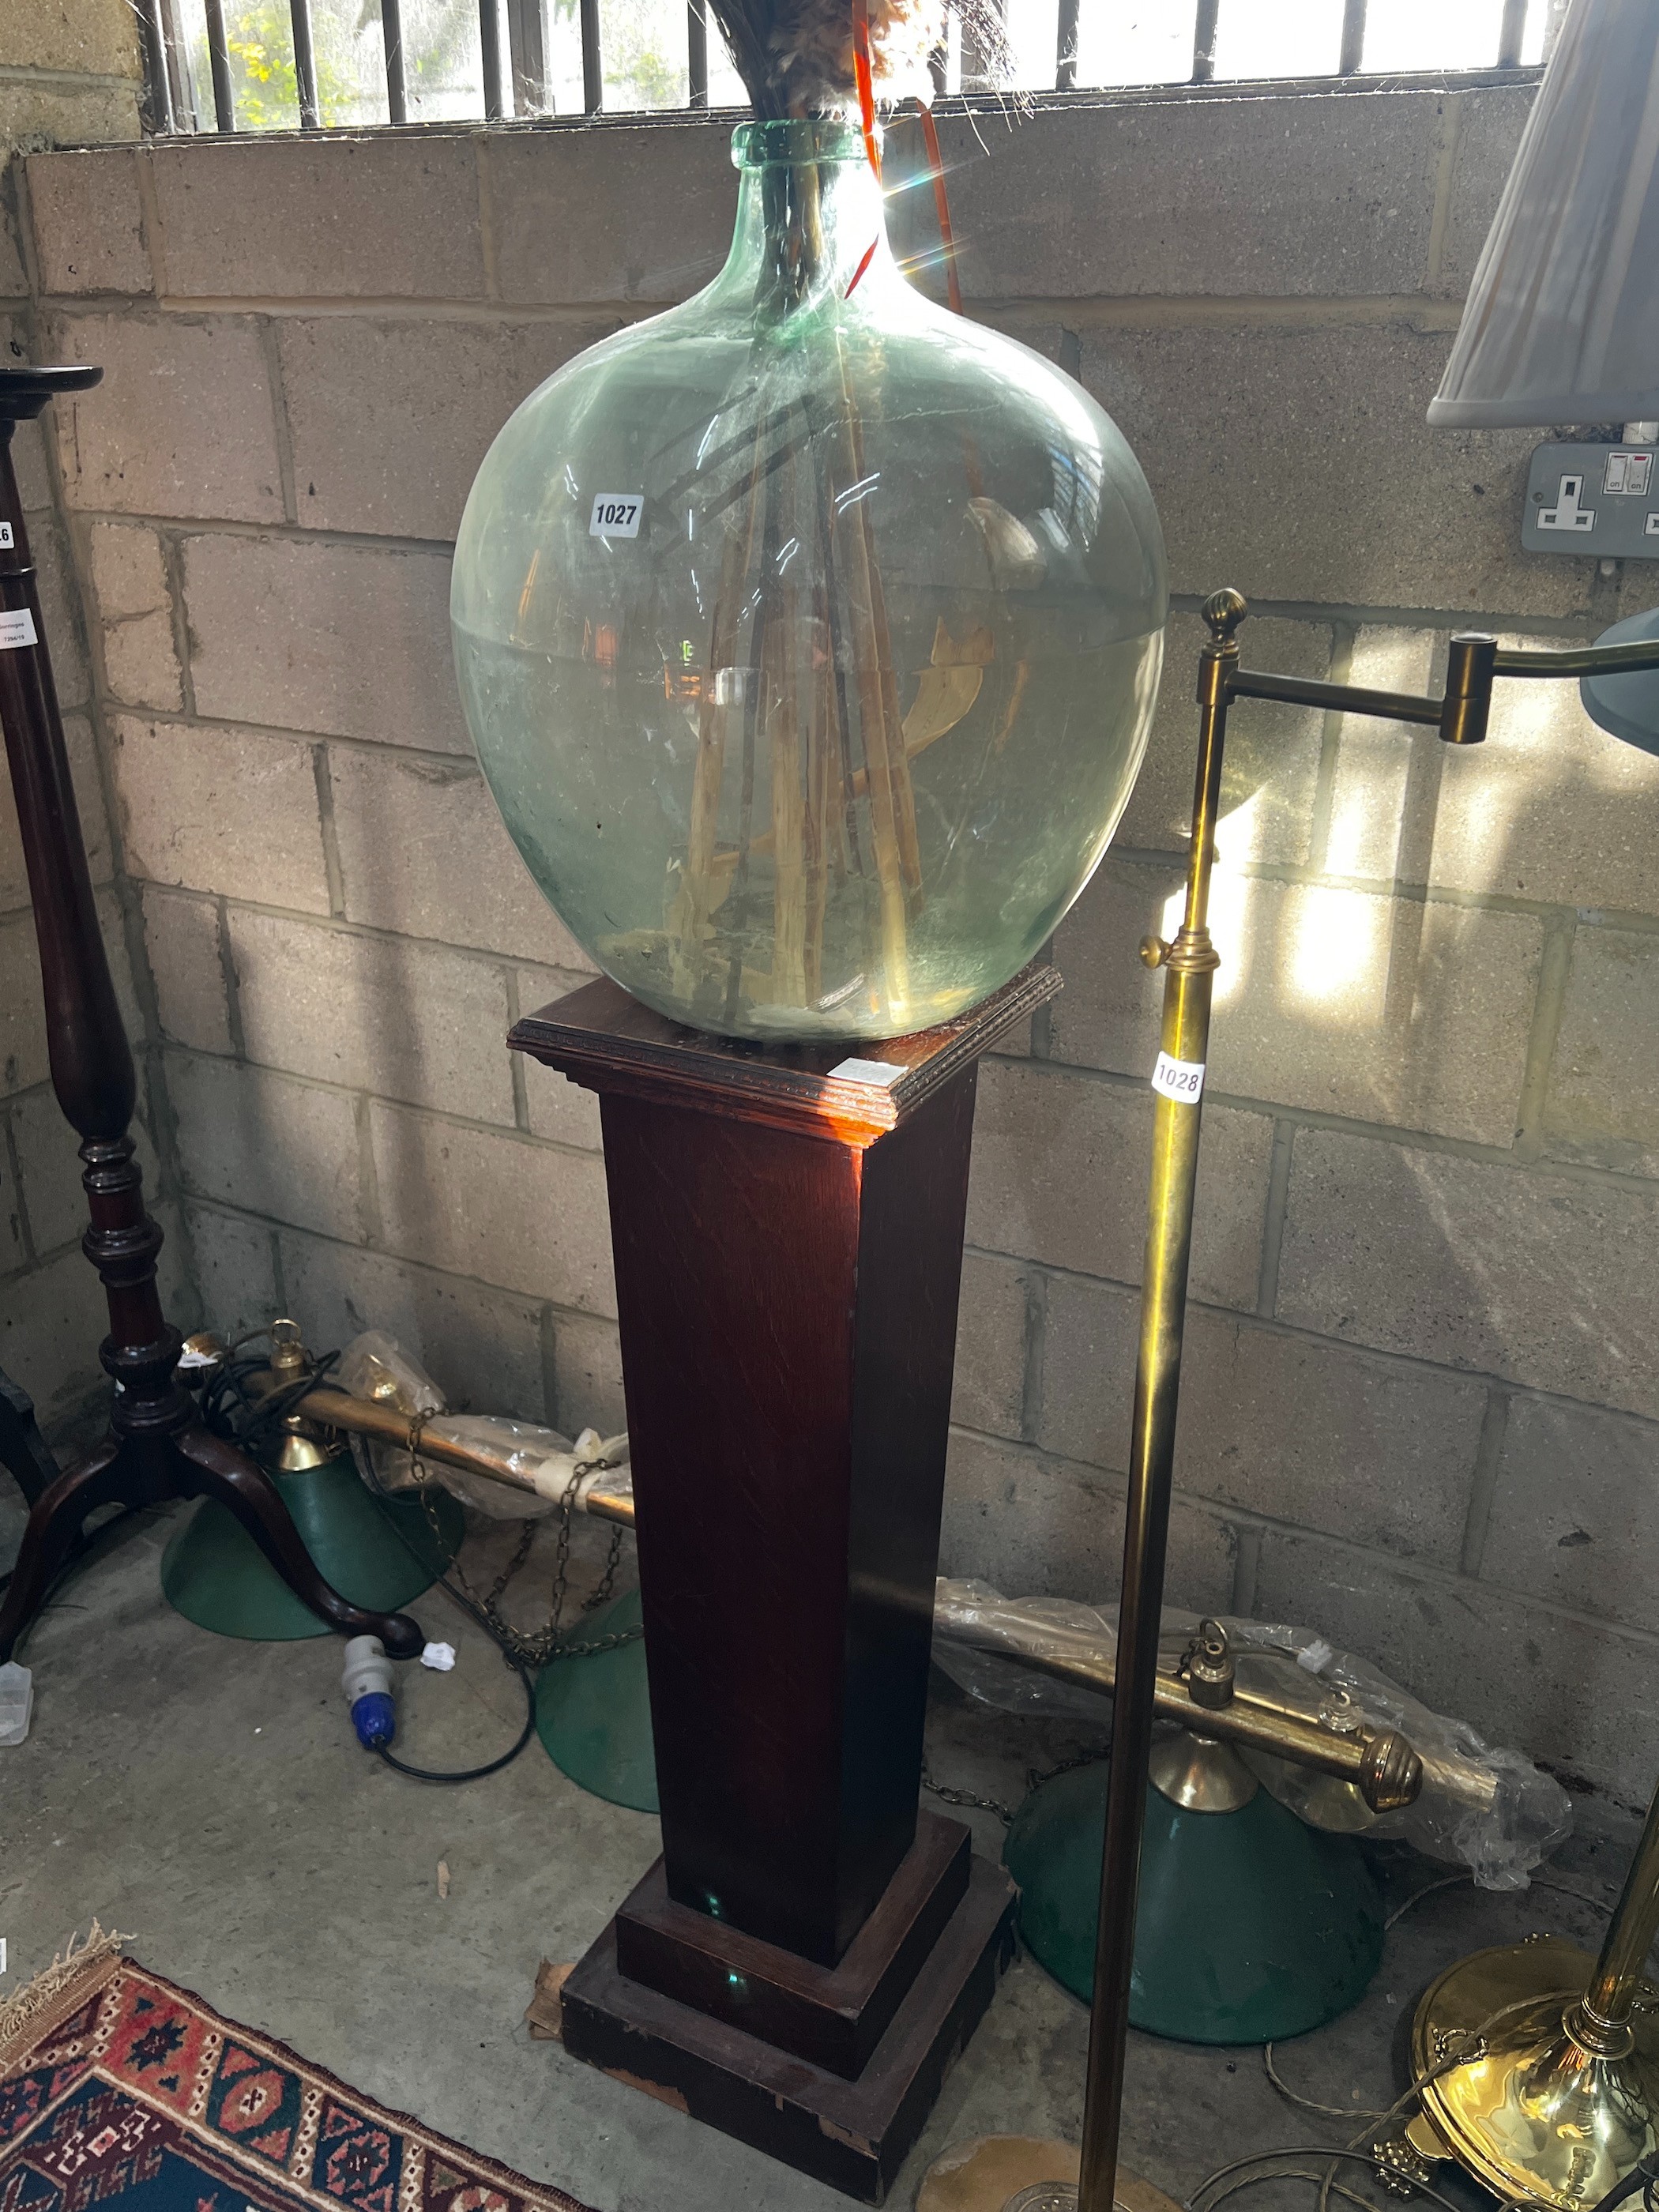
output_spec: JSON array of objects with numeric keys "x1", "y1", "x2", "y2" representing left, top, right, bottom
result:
[{"x1": 510, "y1": 961, "x2": 1061, "y2": 1147}]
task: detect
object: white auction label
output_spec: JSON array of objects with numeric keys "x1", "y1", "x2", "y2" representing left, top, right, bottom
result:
[
  {"x1": 830, "y1": 1057, "x2": 907, "y2": 1087},
  {"x1": 0, "y1": 523, "x2": 13, "y2": 548},
  {"x1": 1150, "y1": 1051, "x2": 1205, "y2": 1104},
  {"x1": 0, "y1": 608, "x2": 37, "y2": 652},
  {"x1": 589, "y1": 493, "x2": 642, "y2": 539}
]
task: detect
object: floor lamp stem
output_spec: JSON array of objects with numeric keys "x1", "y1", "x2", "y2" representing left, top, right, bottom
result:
[{"x1": 1077, "y1": 589, "x2": 1243, "y2": 2212}]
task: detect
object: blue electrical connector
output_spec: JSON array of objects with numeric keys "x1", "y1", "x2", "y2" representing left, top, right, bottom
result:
[{"x1": 341, "y1": 1635, "x2": 396, "y2": 1750}]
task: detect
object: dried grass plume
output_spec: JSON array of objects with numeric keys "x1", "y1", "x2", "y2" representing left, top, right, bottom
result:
[{"x1": 703, "y1": 0, "x2": 1010, "y2": 116}]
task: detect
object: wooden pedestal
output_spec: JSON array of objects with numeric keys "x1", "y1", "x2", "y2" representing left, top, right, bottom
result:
[{"x1": 510, "y1": 969, "x2": 1057, "y2": 2201}]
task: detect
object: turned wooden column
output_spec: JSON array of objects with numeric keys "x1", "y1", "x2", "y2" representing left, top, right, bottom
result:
[
  {"x1": 512, "y1": 965, "x2": 1058, "y2": 2203},
  {"x1": 0, "y1": 360, "x2": 426, "y2": 1665}
]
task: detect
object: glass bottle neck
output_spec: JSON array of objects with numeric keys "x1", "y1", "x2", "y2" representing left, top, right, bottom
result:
[{"x1": 713, "y1": 129, "x2": 896, "y2": 321}]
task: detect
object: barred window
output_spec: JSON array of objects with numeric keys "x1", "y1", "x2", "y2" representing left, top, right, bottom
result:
[{"x1": 136, "y1": 0, "x2": 1559, "y2": 137}]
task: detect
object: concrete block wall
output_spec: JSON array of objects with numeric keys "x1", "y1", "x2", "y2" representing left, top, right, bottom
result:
[
  {"x1": 1, "y1": 1, "x2": 142, "y2": 164},
  {"x1": 13, "y1": 79, "x2": 1659, "y2": 1802}
]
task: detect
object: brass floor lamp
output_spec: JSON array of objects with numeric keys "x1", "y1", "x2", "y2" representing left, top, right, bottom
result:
[{"x1": 924, "y1": 587, "x2": 1659, "y2": 2212}]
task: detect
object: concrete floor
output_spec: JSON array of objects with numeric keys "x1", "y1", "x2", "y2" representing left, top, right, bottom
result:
[{"x1": 0, "y1": 1492, "x2": 1638, "y2": 2212}]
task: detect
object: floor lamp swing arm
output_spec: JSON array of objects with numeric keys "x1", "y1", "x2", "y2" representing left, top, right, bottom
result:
[{"x1": 1076, "y1": 586, "x2": 1659, "y2": 2212}]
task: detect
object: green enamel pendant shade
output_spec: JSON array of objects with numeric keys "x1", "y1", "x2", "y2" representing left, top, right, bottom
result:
[
  {"x1": 1003, "y1": 1756, "x2": 1384, "y2": 2045},
  {"x1": 535, "y1": 1584, "x2": 658, "y2": 1812},
  {"x1": 160, "y1": 1450, "x2": 463, "y2": 1642}
]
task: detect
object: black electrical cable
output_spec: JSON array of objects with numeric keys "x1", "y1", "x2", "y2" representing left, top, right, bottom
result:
[
  {"x1": 358, "y1": 1503, "x2": 546, "y2": 1785},
  {"x1": 1190, "y1": 2148, "x2": 1484, "y2": 2212},
  {"x1": 350, "y1": 1426, "x2": 564, "y2": 1785},
  {"x1": 371, "y1": 1659, "x2": 540, "y2": 1784},
  {"x1": 1593, "y1": 2171, "x2": 1654, "y2": 2212},
  {"x1": 195, "y1": 1334, "x2": 547, "y2": 1787}
]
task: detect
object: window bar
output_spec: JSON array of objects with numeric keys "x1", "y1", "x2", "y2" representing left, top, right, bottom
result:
[
  {"x1": 1338, "y1": 0, "x2": 1367, "y2": 74},
  {"x1": 1496, "y1": 0, "x2": 1527, "y2": 66},
  {"x1": 960, "y1": 0, "x2": 1001, "y2": 95},
  {"x1": 382, "y1": 0, "x2": 408, "y2": 122},
  {"x1": 203, "y1": 0, "x2": 235, "y2": 127},
  {"x1": 481, "y1": 0, "x2": 505, "y2": 117},
  {"x1": 506, "y1": 0, "x2": 547, "y2": 115},
  {"x1": 477, "y1": 0, "x2": 504, "y2": 115},
  {"x1": 688, "y1": 0, "x2": 708, "y2": 108},
  {"x1": 158, "y1": 0, "x2": 198, "y2": 129},
  {"x1": 290, "y1": 0, "x2": 322, "y2": 125},
  {"x1": 136, "y1": 0, "x2": 176, "y2": 133},
  {"x1": 1054, "y1": 0, "x2": 1080, "y2": 92},
  {"x1": 1191, "y1": 0, "x2": 1220, "y2": 84},
  {"x1": 581, "y1": 0, "x2": 603, "y2": 115}
]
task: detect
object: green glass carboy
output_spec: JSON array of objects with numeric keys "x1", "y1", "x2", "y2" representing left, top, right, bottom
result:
[{"x1": 452, "y1": 119, "x2": 1167, "y2": 1043}]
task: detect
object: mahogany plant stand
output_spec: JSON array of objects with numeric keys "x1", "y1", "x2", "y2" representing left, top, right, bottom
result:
[
  {"x1": 0, "y1": 1367, "x2": 59, "y2": 1507},
  {"x1": 512, "y1": 965, "x2": 1060, "y2": 2203},
  {"x1": 0, "y1": 363, "x2": 423, "y2": 1665}
]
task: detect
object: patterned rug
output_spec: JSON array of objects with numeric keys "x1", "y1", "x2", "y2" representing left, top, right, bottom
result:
[{"x1": 0, "y1": 1932, "x2": 595, "y2": 2212}]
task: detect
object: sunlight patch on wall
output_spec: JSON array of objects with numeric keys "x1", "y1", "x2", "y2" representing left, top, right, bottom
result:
[{"x1": 1283, "y1": 882, "x2": 1388, "y2": 1018}]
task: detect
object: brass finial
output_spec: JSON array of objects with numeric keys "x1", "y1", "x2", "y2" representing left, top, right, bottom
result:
[
  {"x1": 1186, "y1": 1618, "x2": 1236, "y2": 1710},
  {"x1": 269, "y1": 1317, "x2": 310, "y2": 1378},
  {"x1": 1202, "y1": 586, "x2": 1248, "y2": 644},
  {"x1": 1358, "y1": 1728, "x2": 1423, "y2": 1814}
]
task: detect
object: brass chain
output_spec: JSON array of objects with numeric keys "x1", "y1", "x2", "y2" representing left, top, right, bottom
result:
[
  {"x1": 921, "y1": 1742, "x2": 1109, "y2": 1827},
  {"x1": 920, "y1": 1765, "x2": 1016, "y2": 1824},
  {"x1": 405, "y1": 1430, "x2": 644, "y2": 1672}
]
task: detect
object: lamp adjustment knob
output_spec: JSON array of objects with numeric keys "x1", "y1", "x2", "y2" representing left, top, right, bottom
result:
[
  {"x1": 1140, "y1": 934, "x2": 1171, "y2": 969},
  {"x1": 1202, "y1": 586, "x2": 1249, "y2": 644}
]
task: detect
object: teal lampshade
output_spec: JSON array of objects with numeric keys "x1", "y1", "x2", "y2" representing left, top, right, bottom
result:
[
  {"x1": 1582, "y1": 607, "x2": 1659, "y2": 753},
  {"x1": 1003, "y1": 1756, "x2": 1384, "y2": 2045},
  {"x1": 160, "y1": 1451, "x2": 463, "y2": 1642},
  {"x1": 452, "y1": 119, "x2": 1166, "y2": 1044},
  {"x1": 535, "y1": 1585, "x2": 657, "y2": 1811}
]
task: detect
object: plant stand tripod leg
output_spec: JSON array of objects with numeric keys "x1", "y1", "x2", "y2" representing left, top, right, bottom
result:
[
  {"x1": 0, "y1": 1434, "x2": 123, "y2": 1663},
  {"x1": 0, "y1": 1365, "x2": 59, "y2": 1508},
  {"x1": 172, "y1": 1424, "x2": 425, "y2": 1657}
]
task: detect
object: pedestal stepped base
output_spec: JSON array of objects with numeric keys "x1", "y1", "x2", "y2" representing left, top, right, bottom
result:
[
  {"x1": 564, "y1": 1853, "x2": 1016, "y2": 2203},
  {"x1": 512, "y1": 969, "x2": 1060, "y2": 2201}
]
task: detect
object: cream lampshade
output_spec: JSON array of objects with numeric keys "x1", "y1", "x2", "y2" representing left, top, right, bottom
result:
[
  {"x1": 1428, "y1": 0, "x2": 1659, "y2": 431},
  {"x1": 1431, "y1": 0, "x2": 1659, "y2": 750}
]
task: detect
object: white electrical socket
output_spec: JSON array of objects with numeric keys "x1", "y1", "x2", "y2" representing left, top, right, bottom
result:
[
  {"x1": 1525, "y1": 441, "x2": 1659, "y2": 559},
  {"x1": 1539, "y1": 474, "x2": 1596, "y2": 532}
]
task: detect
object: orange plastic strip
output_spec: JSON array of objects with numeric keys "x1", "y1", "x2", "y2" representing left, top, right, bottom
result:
[
  {"x1": 850, "y1": 0, "x2": 881, "y2": 177},
  {"x1": 845, "y1": 236, "x2": 878, "y2": 296},
  {"x1": 917, "y1": 103, "x2": 962, "y2": 315}
]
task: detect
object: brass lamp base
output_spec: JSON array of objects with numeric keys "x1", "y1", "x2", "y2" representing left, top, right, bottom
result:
[
  {"x1": 1407, "y1": 1936, "x2": 1659, "y2": 2209},
  {"x1": 916, "y1": 2136, "x2": 1184, "y2": 2212}
]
